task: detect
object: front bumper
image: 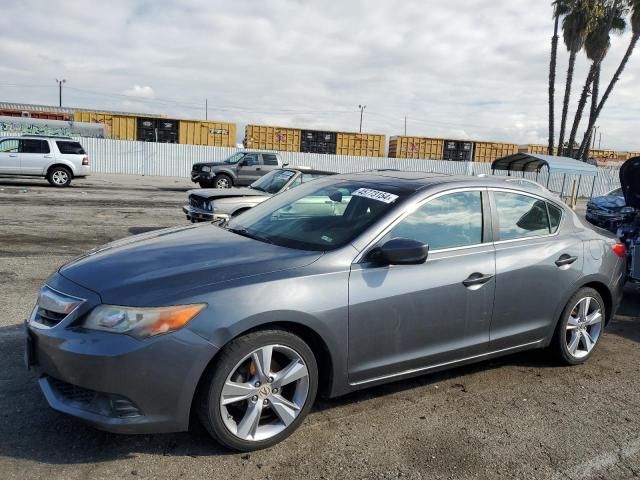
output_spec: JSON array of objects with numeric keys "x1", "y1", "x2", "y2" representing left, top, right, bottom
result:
[
  {"x1": 182, "y1": 205, "x2": 229, "y2": 223},
  {"x1": 191, "y1": 172, "x2": 213, "y2": 184},
  {"x1": 27, "y1": 303, "x2": 219, "y2": 434}
]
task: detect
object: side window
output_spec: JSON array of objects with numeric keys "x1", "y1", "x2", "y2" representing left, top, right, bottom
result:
[
  {"x1": 21, "y1": 139, "x2": 50, "y2": 154},
  {"x1": 242, "y1": 154, "x2": 259, "y2": 166},
  {"x1": 547, "y1": 203, "x2": 563, "y2": 234},
  {"x1": 262, "y1": 154, "x2": 279, "y2": 166},
  {"x1": 388, "y1": 191, "x2": 483, "y2": 250},
  {"x1": 0, "y1": 139, "x2": 19, "y2": 153},
  {"x1": 494, "y1": 192, "x2": 550, "y2": 241}
]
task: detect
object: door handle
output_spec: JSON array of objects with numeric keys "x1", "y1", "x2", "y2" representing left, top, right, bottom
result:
[
  {"x1": 44, "y1": 155, "x2": 53, "y2": 158},
  {"x1": 555, "y1": 254, "x2": 578, "y2": 267},
  {"x1": 9, "y1": 154, "x2": 17, "y2": 157},
  {"x1": 462, "y1": 272, "x2": 494, "y2": 288}
]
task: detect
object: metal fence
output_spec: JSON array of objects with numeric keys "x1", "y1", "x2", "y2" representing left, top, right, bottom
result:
[{"x1": 1, "y1": 134, "x2": 622, "y2": 198}]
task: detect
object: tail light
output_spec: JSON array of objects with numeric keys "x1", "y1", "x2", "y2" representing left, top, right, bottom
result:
[
  {"x1": 82, "y1": 156, "x2": 89, "y2": 166},
  {"x1": 612, "y1": 243, "x2": 627, "y2": 258}
]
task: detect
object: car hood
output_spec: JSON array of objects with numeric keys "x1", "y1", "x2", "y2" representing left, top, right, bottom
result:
[
  {"x1": 620, "y1": 157, "x2": 640, "y2": 209},
  {"x1": 589, "y1": 194, "x2": 626, "y2": 210},
  {"x1": 59, "y1": 224, "x2": 322, "y2": 305},
  {"x1": 191, "y1": 187, "x2": 269, "y2": 200},
  {"x1": 194, "y1": 162, "x2": 225, "y2": 168}
]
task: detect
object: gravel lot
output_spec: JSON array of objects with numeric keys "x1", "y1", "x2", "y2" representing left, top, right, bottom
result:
[{"x1": 1, "y1": 174, "x2": 639, "y2": 480}]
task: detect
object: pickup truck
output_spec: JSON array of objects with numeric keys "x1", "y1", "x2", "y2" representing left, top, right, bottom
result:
[{"x1": 191, "y1": 151, "x2": 284, "y2": 188}]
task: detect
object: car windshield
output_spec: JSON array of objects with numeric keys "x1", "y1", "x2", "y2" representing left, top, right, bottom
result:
[
  {"x1": 250, "y1": 169, "x2": 296, "y2": 194},
  {"x1": 226, "y1": 179, "x2": 411, "y2": 251},
  {"x1": 224, "y1": 152, "x2": 245, "y2": 165}
]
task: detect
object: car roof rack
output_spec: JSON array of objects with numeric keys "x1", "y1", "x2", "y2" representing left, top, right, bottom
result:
[{"x1": 20, "y1": 134, "x2": 73, "y2": 139}]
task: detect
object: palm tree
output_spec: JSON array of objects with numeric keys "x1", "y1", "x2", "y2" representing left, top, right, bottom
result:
[
  {"x1": 578, "y1": 0, "x2": 640, "y2": 158},
  {"x1": 549, "y1": 1, "x2": 571, "y2": 155},
  {"x1": 557, "y1": 1, "x2": 593, "y2": 156},
  {"x1": 567, "y1": 1, "x2": 625, "y2": 158}
]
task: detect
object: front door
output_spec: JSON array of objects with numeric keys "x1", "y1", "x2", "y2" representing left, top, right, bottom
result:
[
  {"x1": 20, "y1": 139, "x2": 51, "y2": 175},
  {"x1": 348, "y1": 190, "x2": 495, "y2": 384},
  {"x1": 236, "y1": 153, "x2": 260, "y2": 185},
  {"x1": 0, "y1": 138, "x2": 20, "y2": 174},
  {"x1": 489, "y1": 190, "x2": 584, "y2": 349}
]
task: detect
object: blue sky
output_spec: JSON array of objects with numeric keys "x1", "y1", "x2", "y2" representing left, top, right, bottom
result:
[{"x1": 1, "y1": 0, "x2": 639, "y2": 150}]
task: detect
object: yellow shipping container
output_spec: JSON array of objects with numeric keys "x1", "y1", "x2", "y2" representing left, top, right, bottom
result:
[
  {"x1": 589, "y1": 148, "x2": 618, "y2": 161},
  {"x1": 388, "y1": 136, "x2": 444, "y2": 159},
  {"x1": 179, "y1": 120, "x2": 236, "y2": 147},
  {"x1": 73, "y1": 111, "x2": 137, "y2": 141},
  {"x1": 518, "y1": 144, "x2": 559, "y2": 155},
  {"x1": 625, "y1": 151, "x2": 640, "y2": 160},
  {"x1": 244, "y1": 125, "x2": 300, "y2": 152},
  {"x1": 473, "y1": 141, "x2": 518, "y2": 163},
  {"x1": 336, "y1": 132, "x2": 385, "y2": 157}
]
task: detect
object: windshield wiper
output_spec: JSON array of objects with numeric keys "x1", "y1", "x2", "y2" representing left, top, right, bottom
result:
[{"x1": 227, "y1": 227, "x2": 274, "y2": 244}]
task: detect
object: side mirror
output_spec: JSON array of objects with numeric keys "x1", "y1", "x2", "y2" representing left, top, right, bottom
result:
[{"x1": 376, "y1": 238, "x2": 428, "y2": 265}]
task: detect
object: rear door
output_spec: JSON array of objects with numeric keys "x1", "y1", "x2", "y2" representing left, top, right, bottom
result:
[
  {"x1": 0, "y1": 138, "x2": 20, "y2": 174},
  {"x1": 235, "y1": 153, "x2": 260, "y2": 185},
  {"x1": 20, "y1": 139, "x2": 51, "y2": 175},
  {"x1": 489, "y1": 189, "x2": 583, "y2": 349},
  {"x1": 348, "y1": 189, "x2": 495, "y2": 384},
  {"x1": 261, "y1": 153, "x2": 280, "y2": 174}
]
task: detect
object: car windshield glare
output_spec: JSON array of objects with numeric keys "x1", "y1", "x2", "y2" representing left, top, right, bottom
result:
[
  {"x1": 250, "y1": 169, "x2": 296, "y2": 194},
  {"x1": 226, "y1": 179, "x2": 411, "y2": 251},
  {"x1": 224, "y1": 152, "x2": 245, "y2": 164}
]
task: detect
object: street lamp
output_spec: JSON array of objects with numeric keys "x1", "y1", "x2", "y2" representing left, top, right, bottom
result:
[
  {"x1": 56, "y1": 79, "x2": 66, "y2": 107},
  {"x1": 358, "y1": 104, "x2": 366, "y2": 133}
]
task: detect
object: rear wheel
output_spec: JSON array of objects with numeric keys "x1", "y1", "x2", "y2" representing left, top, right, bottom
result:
[
  {"x1": 197, "y1": 330, "x2": 318, "y2": 451},
  {"x1": 47, "y1": 166, "x2": 73, "y2": 187},
  {"x1": 214, "y1": 174, "x2": 233, "y2": 189},
  {"x1": 552, "y1": 288, "x2": 605, "y2": 365}
]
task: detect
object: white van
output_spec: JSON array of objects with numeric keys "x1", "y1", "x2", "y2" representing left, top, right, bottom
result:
[{"x1": 0, "y1": 135, "x2": 90, "y2": 187}]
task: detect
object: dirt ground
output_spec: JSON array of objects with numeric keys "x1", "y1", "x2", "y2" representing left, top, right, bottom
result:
[{"x1": 1, "y1": 174, "x2": 639, "y2": 480}]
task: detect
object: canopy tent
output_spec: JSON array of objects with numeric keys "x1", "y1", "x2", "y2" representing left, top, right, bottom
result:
[
  {"x1": 491, "y1": 153, "x2": 597, "y2": 177},
  {"x1": 491, "y1": 153, "x2": 599, "y2": 200}
]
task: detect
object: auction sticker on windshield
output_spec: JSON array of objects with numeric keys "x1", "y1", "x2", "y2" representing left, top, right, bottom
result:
[{"x1": 352, "y1": 188, "x2": 399, "y2": 204}]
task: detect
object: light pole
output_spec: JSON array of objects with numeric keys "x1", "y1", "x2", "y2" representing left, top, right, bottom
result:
[
  {"x1": 358, "y1": 104, "x2": 366, "y2": 133},
  {"x1": 56, "y1": 79, "x2": 66, "y2": 107},
  {"x1": 591, "y1": 125, "x2": 600, "y2": 149}
]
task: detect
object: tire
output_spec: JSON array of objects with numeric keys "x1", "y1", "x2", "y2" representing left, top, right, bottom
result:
[
  {"x1": 197, "y1": 329, "x2": 318, "y2": 451},
  {"x1": 47, "y1": 166, "x2": 73, "y2": 187},
  {"x1": 214, "y1": 174, "x2": 233, "y2": 189},
  {"x1": 551, "y1": 287, "x2": 605, "y2": 365}
]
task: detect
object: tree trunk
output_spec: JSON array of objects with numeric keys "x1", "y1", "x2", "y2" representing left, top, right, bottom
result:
[
  {"x1": 557, "y1": 50, "x2": 577, "y2": 157},
  {"x1": 578, "y1": 33, "x2": 639, "y2": 156},
  {"x1": 567, "y1": 63, "x2": 597, "y2": 158},
  {"x1": 548, "y1": 16, "x2": 560, "y2": 156},
  {"x1": 581, "y1": 65, "x2": 600, "y2": 162}
]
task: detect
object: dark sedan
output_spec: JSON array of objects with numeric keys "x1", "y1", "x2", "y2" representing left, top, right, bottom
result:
[
  {"x1": 183, "y1": 167, "x2": 336, "y2": 223},
  {"x1": 26, "y1": 172, "x2": 626, "y2": 451}
]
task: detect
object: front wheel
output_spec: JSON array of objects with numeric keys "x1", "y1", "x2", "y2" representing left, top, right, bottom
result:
[
  {"x1": 197, "y1": 330, "x2": 318, "y2": 451},
  {"x1": 214, "y1": 174, "x2": 233, "y2": 189},
  {"x1": 552, "y1": 287, "x2": 605, "y2": 365}
]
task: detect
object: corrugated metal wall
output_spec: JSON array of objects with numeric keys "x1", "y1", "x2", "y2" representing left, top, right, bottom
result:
[{"x1": 0, "y1": 135, "x2": 621, "y2": 198}]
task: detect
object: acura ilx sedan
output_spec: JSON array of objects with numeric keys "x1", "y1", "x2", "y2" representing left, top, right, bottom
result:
[{"x1": 26, "y1": 171, "x2": 627, "y2": 451}]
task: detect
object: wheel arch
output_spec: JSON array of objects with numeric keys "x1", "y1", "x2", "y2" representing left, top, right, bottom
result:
[
  {"x1": 579, "y1": 280, "x2": 613, "y2": 325},
  {"x1": 212, "y1": 168, "x2": 237, "y2": 182},
  {"x1": 46, "y1": 162, "x2": 75, "y2": 177}
]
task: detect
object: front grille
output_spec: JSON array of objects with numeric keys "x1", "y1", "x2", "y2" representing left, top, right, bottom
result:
[
  {"x1": 48, "y1": 377, "x2": 142, "y2": 418},
  {"x1": 189, "y1": 196, "x2": 211, "y2": 211},
  {"x1": 34, "y1": 308, "x2": 66, "y2": 327}
]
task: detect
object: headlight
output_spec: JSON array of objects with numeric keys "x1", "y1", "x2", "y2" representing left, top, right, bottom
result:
[{"x1": 82, "y1": 304, "x2": 206, "y2": 339}]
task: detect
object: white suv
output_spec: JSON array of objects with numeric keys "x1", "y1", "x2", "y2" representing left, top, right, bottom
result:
[{"x1": 0, "y1": 135, "x2": 90, "y2": 187}]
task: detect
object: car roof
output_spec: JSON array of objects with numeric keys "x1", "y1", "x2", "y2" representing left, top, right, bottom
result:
[{"x1": 334, "y1": 170, "x2": 560, "y2": 200}]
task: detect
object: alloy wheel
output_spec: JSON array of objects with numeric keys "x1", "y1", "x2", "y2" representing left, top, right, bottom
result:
[
  {"x1": 565, "y1": 296, "x2": 603, "y2": 359},
  {"x1": 219, "y1": 344, "x2": 310, "y2": 442},
  {"x1": 52, "y1": 170, "x2": 69, "y2": 185},
  {"x1": 216, "y1": 178, "x2": 231, "y2": 188}
]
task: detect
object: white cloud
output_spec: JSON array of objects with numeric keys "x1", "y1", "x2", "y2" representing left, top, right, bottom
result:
[
  {"x1": 122, "y1": 85, "x2": 155, "y2": 99},
  {"x1": 0, "y1": 0, "x2": 638, "y2": 150}
]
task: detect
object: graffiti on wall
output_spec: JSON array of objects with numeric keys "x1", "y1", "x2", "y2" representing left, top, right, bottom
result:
[{"x1": 0, "y1": 118, "x2": 105, "y2": 138}]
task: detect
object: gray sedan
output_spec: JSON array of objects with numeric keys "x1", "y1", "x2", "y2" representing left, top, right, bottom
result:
[{"x1": 26, "y1": 172, "x2": 626, "y2": 451}]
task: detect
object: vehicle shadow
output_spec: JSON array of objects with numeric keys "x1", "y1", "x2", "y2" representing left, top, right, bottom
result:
[{"x1": 605, "y1": 284, "x2": 640, "y2": 343}]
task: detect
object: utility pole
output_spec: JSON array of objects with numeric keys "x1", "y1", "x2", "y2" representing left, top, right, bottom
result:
[
  {"x1": 404, "y1": 116, "x2": 407, "y2": 136},
  {"x1": 591, "y1": 125, "x2": 600, "y2": 149},
  {"x1": 205, "y1": 98, "x2": 208, "y2": 120},
  {"x1": 56, "y1": 79, "x2": 66, "y2": 107},
  {"x1": 358, "y1": 104, "x2": 366, "y2": 133},
  {"x1": 598, "y1": 131, "x2": 602, "y2": 149}
]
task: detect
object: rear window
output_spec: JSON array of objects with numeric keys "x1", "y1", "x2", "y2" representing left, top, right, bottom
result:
[
  {"x1": 21, "y1": 139, "x2": 50, "y2": 154},
  {"x1": 56, "y1": 141, "x2": 86, "y2": 155}
]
